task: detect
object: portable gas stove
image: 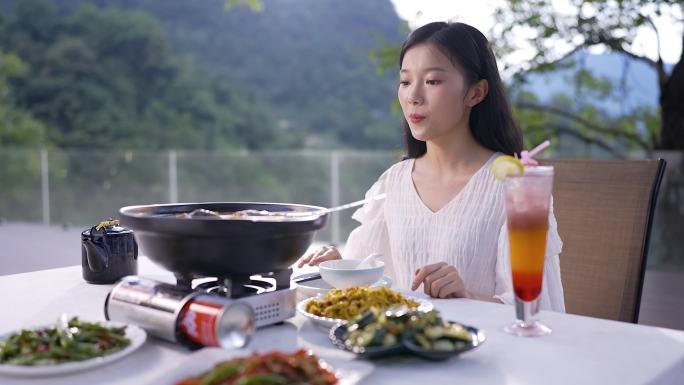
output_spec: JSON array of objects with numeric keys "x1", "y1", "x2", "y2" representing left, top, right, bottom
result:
[
  {"x1": 117, "y1": 202, "x2": 329, "y2": 331},
  {"x1": 175, "y1": 269, "x2": 296, "y2": 328}
]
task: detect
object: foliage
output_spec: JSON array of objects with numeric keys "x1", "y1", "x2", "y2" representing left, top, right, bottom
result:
[
  {"x1": 0, "y1": 51, "x2": 46, "y2": 147},
  {"x1": 490, "y1": 0, "x2": 683, "y2": 151},
  {"x1": 224, "y1": 0, "x2": 263, "y2": 12},
  {"x1": 0, "y1": 0, "x2": 279, "y2": 150},
  {"x1": 65, "y1": 0, "x2": 405, "y2": 150},
  {"x1": 0, "y1": 0, "x2": 406, "y2": 151},
  {"x1": 491, "y1": 0, "x2": 677, "y2": 75}
]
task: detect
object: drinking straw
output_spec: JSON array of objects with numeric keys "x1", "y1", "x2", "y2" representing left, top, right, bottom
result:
[{"x1": 519, "y1": 140, "x2": 551, "y2": 167}]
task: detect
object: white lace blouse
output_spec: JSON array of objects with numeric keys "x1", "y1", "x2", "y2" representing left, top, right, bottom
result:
[{"x1": 342, "y1": 154, "x2": 566, "y2": 312}]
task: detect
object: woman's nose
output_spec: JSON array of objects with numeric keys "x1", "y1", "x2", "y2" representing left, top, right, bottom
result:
[
  {"x1": 408, "y1": 93, "x2": 423, "y2": 105},
  {"x1": 408, "y1": 88, "x2": 424, "y2": 105}
]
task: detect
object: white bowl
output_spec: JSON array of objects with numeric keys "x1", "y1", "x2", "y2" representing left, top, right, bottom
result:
[
  {"x1": 318, "y1": 259, "x2": 384, "y2": 289},
  {"x1": 293, "y1": 273, "x2": 393, "y2": 301}
]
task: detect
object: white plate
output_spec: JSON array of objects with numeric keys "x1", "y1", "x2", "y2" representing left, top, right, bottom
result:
[
  {"x1": 0, "y1": 321, "x2": 146, "y2": 377},
  {"x1": 147, "y1": 347, "x2": 374, "y2": 385},
  {"x1": 294, "y1": 273, "x2": 393, "y2": 300},
  {"x1": 297, "y1": 294, "x2": 434, "y2": 330}
]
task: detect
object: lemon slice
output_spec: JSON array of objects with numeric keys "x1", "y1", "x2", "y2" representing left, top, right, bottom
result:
[{"x1": 491, "y1": 155, "x2": 524, "y2": 180}]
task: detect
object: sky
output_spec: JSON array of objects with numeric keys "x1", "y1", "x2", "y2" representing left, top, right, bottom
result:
[{"x1": 391, "y1": 0, "x2": 683, "y2": 69}]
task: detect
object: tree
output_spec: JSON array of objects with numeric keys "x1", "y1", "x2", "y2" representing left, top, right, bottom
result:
[
  {"x1": 224, "y1": 0, "x2": 263, "y2": 12},
  {"x1": 0, "y1": 0, "x2": 282, "y2": 150},
  {"x1": 0, "y1": 51, "x2": 46, "y2": 147},
  {"x1": 491, "y1": 0, "x2": 684, "y2": 151}
]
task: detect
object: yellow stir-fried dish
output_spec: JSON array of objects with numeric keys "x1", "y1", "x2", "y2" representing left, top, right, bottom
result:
[{"x1": 305, "y1": 286, "x2": 420, "y2": 320}]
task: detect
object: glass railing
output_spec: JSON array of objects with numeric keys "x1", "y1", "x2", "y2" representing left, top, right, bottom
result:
[
  {"x1": 1, "y1": 148, "x2": 681, "y2": 266},
  {"x1": 0, "y1": 148, "x2": 397, "y2": 244}
]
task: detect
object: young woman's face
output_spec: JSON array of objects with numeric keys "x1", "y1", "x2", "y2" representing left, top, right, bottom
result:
[{"x1": 398, "y1": 43, "x2": 473, "y2": 143}]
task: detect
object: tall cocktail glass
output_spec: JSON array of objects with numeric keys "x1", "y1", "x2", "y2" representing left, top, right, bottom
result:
[{"x1": 503, "y1": 166, "x2": 553, "y2": 337}]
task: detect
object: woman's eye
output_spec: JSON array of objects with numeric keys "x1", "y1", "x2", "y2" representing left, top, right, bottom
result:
[
  {"x1": 399, "y1": 80, "x2": 410, "y2": 86},
  {"x1": 426, "y1": 79, "x2": 442, "y2": 85}
]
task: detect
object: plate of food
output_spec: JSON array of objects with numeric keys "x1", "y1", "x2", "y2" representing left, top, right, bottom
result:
[
  {"x1": 0, "y1": 316, "x2": 146, "y2": 377},
  {"x1": 296, "y1": 286, "x2": 433, "y2": 330},
  {"x1": 329, "y1": 307, "x2": 486, "y2": 361},
  {"x1": 151, "y1": 347, "x2": 373, "y2": 385}
]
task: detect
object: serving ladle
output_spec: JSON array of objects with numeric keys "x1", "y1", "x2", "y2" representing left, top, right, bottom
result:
[{"x1": 186, "y1": 193, "x2": 387, "y2": 219}]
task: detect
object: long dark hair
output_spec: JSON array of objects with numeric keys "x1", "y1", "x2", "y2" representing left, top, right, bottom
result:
[{"x1": 399, "y1": 22, "x2": 523, "y2": 158}]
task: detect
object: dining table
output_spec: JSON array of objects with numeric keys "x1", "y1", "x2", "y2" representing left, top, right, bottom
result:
[{"x1": 0, "y1": 256, "x2": 683, "y2": 385}]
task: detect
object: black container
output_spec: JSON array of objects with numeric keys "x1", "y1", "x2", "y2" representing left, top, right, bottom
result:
[
  {"x1": 81, "y1": 220, "x2": 138, "y2": 284},
  {"x1": 118, "y1": 202, "x2": 327, "y2": 280}
]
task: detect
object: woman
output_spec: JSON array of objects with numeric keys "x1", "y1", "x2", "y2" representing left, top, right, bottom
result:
[{"x1": 297, "y1": 22, "x2": 564, "y2": 312}]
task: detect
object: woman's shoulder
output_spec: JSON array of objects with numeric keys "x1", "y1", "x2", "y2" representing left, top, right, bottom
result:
[
  {"x1": 472, "y1": 152, "x2": 505, "y2": 190},
  {"x1": 384, "y1": 158, "x2": 413, "y2": 178},
  {"x1": 373, "y1": 158, "x2": 413, "y2": 189},
  {"x1": 351, "y1": 159, "x2": 411, "y2": 223}
]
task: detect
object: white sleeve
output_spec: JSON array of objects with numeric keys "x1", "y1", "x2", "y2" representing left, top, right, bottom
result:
[
  {"x1": 494, "y1": 196, "x2": 566, "y2": 312},
  {"x1": 342, "y1": 169, "x2": 395, "y2": 281}
]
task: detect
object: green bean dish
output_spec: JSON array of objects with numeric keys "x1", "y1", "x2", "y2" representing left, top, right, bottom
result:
[{"x1": 0, "y1": 317, "x2": 130, "y2": 366}]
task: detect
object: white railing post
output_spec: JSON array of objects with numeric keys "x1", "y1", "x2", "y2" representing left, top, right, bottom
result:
[
  {"x1": 330, "y1": 151, "x2": 340, "y2": 244},
  {"x1": 169, "y1": 150, "x2": 178, "y2": 203},
  {"x1": 40, "y1": 149, "x2": 50, "y2": 225}
]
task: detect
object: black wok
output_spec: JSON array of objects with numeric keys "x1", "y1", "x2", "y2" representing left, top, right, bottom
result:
[{"x1": 118, "y1": 202, "x2": 328, "y2": 278}]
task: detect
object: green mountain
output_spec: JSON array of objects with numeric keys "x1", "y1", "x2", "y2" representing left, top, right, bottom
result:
[{"x1": 0, "y1": 0, "x2": 406, "y2": 150}]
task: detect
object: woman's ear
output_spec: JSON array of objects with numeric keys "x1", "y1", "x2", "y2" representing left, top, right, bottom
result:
[{"x1": 466, "y1": 79, "x2": 488, "y2": 107}]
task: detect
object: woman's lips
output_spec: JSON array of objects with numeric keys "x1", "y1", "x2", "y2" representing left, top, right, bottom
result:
[{"x1": 409, "y1": 114, "x2": 425, "y2": 123}]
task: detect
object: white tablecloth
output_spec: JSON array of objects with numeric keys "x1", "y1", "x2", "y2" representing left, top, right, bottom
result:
[{"x1": 0, "y1": 258, "x2": 683, "y2": 384}]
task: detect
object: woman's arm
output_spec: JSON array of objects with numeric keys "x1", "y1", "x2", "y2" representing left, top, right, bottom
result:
[{"x1": 295, "y1": 168, "x2": 393, "y2": 278}]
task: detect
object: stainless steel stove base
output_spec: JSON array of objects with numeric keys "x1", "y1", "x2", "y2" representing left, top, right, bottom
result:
[{"x1": 236, "y1": 286, "x2": 297, "y2": 328}]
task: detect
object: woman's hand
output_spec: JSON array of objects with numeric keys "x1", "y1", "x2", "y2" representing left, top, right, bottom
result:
[
  {"x1": 296, "y1": 245, "x2": 342, "y2": 267},
  {"x1": 411, "y1": 262, "x2": 466, "y2": 299}
]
